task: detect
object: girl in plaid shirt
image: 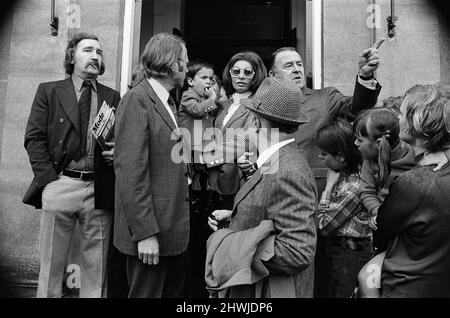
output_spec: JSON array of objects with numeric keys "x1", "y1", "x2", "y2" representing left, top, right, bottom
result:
[{"x1": 315, "y1": 118, "x2": 372, "y2": 298}]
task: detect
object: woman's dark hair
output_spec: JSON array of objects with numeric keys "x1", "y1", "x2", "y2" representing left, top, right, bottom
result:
[
  {"x1": 315, "y1": 118, "x2": 362, "y2": 176},
  {"x1": 186, "y1": 59, "x2": 214, "y2": 79},
  {"x1": 354, "y1": 107, "x2": 400, "y2": 190},
  {"x1": 64, "y1": 32, "x2": 105, "y2": 75},
  {"x1": 182, "y1": 59, "x2": 214, "y2": 91},
  {"x1": 222, "y1": 51, "x2": 267, "y2": 96}
]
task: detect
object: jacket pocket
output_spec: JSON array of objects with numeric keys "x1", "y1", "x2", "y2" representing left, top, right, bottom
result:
[{"x1": 153, "y1": 197, "x2": 168, "y2": 213}]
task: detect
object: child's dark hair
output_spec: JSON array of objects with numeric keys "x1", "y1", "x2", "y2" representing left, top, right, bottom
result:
[
  {"x1": 354, "y1": 107, "x2": 400, "y2": 190},
  {"x1": 186, "y1": 59, "x2": 214, "y2": 79},
  {"x1": 315, "y1": 118, "x2": 362, "y2": 176},
  {"x1": 182, "y1": 59, "x2": 214, "y2": 92}
]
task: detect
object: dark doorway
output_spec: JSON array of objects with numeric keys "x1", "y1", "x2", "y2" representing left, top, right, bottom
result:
[{"x1": 184, "y1": 0, "x2": 295, "y2": 76}]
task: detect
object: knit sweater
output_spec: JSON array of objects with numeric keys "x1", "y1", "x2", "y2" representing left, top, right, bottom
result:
[{"x1": 360, "y1": 140, "x2": 416, "y2": 216}]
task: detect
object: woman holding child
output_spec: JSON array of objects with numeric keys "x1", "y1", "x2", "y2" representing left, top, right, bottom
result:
[
  {"x1": 207, "y1": 51, "x2": 267, "y2": 210},
  {"x1": 180, "y1": 52, "x2": 266, "y2": 297}
]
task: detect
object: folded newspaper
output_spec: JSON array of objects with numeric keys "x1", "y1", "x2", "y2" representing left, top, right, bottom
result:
[{"x1": 91, "y1": 101, "x2": 115, "y2": 150}]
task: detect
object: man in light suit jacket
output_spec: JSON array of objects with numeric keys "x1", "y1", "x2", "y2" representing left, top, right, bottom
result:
[
  {"x1": 113, "y1": 33, "x2": 191, "y2": 298},
  {"x1": 208, "y1": 77, "x2": 317, "y2": 297},
  {"x1": 23, "y1": 32, "x2": 120, "y2": 297}
]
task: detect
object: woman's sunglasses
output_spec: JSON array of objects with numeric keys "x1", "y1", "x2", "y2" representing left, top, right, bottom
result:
[{"x1": 229, "y1": 67, "x2": 255, "y2": 79}]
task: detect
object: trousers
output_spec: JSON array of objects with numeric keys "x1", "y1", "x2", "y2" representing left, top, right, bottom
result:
[{"x1": 37, "y1": 175, "x2": 112, "y2": 298}]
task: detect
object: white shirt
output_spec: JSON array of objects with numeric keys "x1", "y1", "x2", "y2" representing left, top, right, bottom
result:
[
  {"x1": 357, "y1": 76, "x2": 378, "y2": 90},
  {"x1": 148, "y1": 78, "x2": 192, "y2": 185},
  {"x1": 222, "y1": 91, "x2": 252, "y2": 128},
  {"x1": 148, "y1": 78, "x2": 178, "y2": 129},
  {"x1": 256, "y1": 138, "x2": 295, "y2": 169}
]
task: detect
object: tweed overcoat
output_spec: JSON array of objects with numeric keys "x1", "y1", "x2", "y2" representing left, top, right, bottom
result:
[{"x1": 228, "y1": 142, "x2": 318, "y2": 297}]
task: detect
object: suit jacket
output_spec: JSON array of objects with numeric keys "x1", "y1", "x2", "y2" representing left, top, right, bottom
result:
[
  {"x1": 113, "y1": 78, "x2": 190, "y2": 257},
  {"x1": 207, "y1": 99, "x2": 254, "y2": 195},
  {"x1": 295, "y1": 77, "x2": 381, "y2": 192},
  {"x1": 228, "y1": 143, "x2": 318, "y2": 297},
  {"x1": 23, "y1": 77, "x2": 120, "y2": 211}
]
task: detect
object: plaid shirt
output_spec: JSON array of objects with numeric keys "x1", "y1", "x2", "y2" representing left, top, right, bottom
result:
[{"x1": 316, "y1": 173, "x2": 371, "y2": 237}]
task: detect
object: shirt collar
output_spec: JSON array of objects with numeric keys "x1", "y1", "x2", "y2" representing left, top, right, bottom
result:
[
  {"x1": 71, "y1": 75, "x2": 97, "y2": 93},
  {"x1": 256, "y1": 138, "x2": 295, "y2": 168},
  {"x1": 301, "y1": 87, "x2": 312, "y2": 96},
  {"x1": 232, "y1": 91, "x2": 252, "y2": 105},
  {"x1": 148, "y1": 77, "x2": 170, "y2": 106}
]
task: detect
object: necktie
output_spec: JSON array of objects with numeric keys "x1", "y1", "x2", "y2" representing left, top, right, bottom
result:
[
  {"x1": 74, "y1": 80, "x2": 92, "y2": 161},
  {"x1": 168, "y1": 95, "x2": 178, "y2": 122}
]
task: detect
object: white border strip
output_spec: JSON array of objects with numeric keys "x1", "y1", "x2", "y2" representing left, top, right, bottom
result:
[
  {"x1": 312, "y1": 0, "x2": 322, "y2": 89},
  {"x1": 120, "y1": 0, "x2": 136, "y2": 96}
]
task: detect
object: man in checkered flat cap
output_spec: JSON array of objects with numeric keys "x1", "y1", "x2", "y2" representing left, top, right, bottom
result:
[
  {"x1": 207, "y1": 77, "x2": 317, "y2": 298},
  {"x1": 268, "y1": 45, "x2": 381, "y2": 298},
  {"x1": 268, "y1": 46, "x2": 381, "y2": 194}
]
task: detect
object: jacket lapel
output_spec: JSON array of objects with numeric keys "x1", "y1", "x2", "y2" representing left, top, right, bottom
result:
[
  {"x1": 301, "y1": 87, "x2": 312, "y2": 103},
  {"x1": 302, "y1": 87, "x2": 312, "y2": 96},
  {"x1": 214, "y1": 99, "x2": 232, "y2": 129},
  {"x1": 232, "y1": 169, "x2": 262, "y2": 211},
  {"x1": 232, "y1": 145, "x2": 291, "y2": 211},
  {"x1": 96, "y1": 82, "x2": 114, "y2": 112},
  {"x1": 222, "y1": 104, "x2": 247, "y2": 131},
  {"x1": 142, "y1": 79, "x2": 178, "y2": 133},
  {"x1": 55, "y1": 77, "x2": 80, "y2": 135}
]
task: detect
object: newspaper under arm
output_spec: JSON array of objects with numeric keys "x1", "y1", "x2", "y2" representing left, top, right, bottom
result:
[{"x1": 91, "y1": 101, "x2": 115, "y2": 151}]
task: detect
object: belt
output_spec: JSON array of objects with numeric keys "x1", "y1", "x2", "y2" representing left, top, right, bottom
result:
[
  {"x1": 62, "y1": 169, "x2": 94, "y2": 181},
  {"x1": 331, "y1": 236, "x2": 372, "y2": 252},
  {"x1": 333, "y1": 236, "x2": 371, "y2": 243}
]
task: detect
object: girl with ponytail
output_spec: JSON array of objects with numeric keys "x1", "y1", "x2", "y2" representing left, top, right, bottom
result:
[
  {"x1": 354, "y1": 107, "x2": 416, "y2": 230},
  {"x1": 357, "y1": 83, "x2": 450, "y2": 298}
]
